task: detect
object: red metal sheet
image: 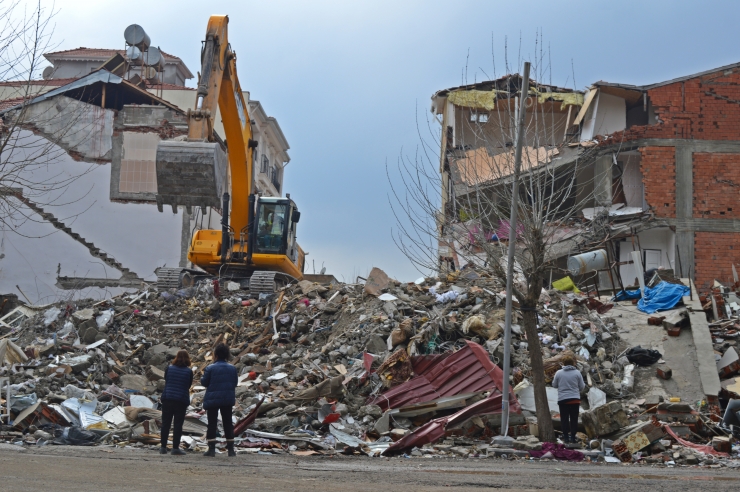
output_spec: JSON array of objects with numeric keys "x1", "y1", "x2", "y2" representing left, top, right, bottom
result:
[
  {"x1": 369, "y1": 341, "x2": 516, "y2": 411},
  {"x1": 383, "y1": 392, "x2": 521, "y2": 454}
]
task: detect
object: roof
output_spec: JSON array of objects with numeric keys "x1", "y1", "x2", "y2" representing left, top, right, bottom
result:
[
  {"x1": 0, "y1": 96, "x2": 28, "y2": 111},
  {"x1": 0, "y1": 78, "x2": 78, "y2": 87},
  {"x1": 44, "y1": 47, "x2": 194, "y2": 79},
  {"x1": 45, "y1": 47, "x2": 182, "y2": 62},
  {"x1": 432, "y1": 73, "x2": 583, "y2": 115},
  {"x1": 0, "y1": 69, "x2": 183, "y2": 115},
  {"x1": 0, "y1": 78, "x2": 194, "y2": 92},
  {"x1": 593, "y1": 60, "x2": 740, "y2": 92}
]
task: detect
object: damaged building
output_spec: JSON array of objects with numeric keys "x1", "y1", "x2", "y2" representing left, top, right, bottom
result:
[
  {"x1": 433, "y1": 61, "x2": 740, "y2": 292},
  {"x1": 0, "y1": 26, "x2": 292, "y2": 304}
]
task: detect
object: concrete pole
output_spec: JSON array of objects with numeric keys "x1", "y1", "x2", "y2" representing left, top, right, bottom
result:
[{"x1": 499, "y1": 62, "x2": 530, "y2": 440}]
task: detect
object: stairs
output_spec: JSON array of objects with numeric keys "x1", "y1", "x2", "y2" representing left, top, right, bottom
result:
[{"x1": 14, "y1": 192, "x2": 141, "y2": 279}]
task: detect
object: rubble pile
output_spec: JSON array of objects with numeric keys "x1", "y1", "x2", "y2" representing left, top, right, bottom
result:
[{"x1": 0, "y1": 266, "x2": 738, "y2": 466}]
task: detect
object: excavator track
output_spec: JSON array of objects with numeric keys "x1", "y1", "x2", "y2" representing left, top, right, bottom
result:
[{"x1": 156, "y1": 267, "x2": 297, "y2": 295}]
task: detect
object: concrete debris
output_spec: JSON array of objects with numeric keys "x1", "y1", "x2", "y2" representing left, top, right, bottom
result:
[{"x1": 0, "y1": 265, "x2": 738, "y2": 466}]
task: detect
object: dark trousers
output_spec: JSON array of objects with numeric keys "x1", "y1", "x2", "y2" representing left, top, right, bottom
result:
[
  {"x1": 206, "y1": 406, "x2": 234, "y2": 440},
  {"x1": 160, "y1": 399, "x2": 188, "y2": 448},
  {"x1": 558, "y1": 402, "x2": 580, "y2": 439}
]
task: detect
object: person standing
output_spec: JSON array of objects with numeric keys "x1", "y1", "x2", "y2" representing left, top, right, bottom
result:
[
  {"x1": 551, "y1": 354, "x2": 585, "y2": 444},
  {"x1": 201, "y1": 343, "x2": 238, "y2": 457},
  {"x1": 159, "y1": 350, "x2": 193, "y2": 455}
]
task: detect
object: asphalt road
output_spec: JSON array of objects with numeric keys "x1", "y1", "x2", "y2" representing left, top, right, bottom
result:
[{"x1": 0, "y1": 444, "x2": 738, "y2": 491}]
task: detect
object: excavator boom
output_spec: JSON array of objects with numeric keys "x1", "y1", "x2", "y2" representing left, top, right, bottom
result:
[{"x1": 154, "y1": 15, "x2": 305, "y2": 292}]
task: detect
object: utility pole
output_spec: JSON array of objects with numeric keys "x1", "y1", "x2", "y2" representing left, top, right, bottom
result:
[{"x1": 495, "y1": 61, "x2": 530, "y2": 444}]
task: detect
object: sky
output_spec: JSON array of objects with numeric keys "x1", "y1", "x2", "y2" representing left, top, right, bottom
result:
[{"x1": 35, "y1": 0, "x2": 740, "y2": 282}]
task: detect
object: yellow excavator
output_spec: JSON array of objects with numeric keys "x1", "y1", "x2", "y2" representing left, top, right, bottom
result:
[{"x1": 154, "y1": 15, "x2": 305, "y2": 293}]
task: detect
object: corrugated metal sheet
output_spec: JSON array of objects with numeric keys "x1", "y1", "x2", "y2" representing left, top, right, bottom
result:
[
  {"x1": 369, "y1": 341, "x2": 515, "y2": 411},
  {"x1": 384, "y1": 392, "x2": 521, "y2": 454}
]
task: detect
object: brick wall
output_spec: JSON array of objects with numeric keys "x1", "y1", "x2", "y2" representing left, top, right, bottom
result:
[
  {"x1": 693, "y1": 153, "x2": 740, "y2": 218},
  {"x1": 601, "y1": 68, "x2": 740, "y2": 142},
  {"x1": 639, "y1": 146, "x2": 676, "y2": 217},
  {"x1": 694, "y1": 231, "x2": 740, "y2": 288}
]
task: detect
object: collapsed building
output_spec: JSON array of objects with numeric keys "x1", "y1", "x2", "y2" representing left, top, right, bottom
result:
[
  {"x1": 0, "y1": 25, "x2": 292, "y2": 304},
  {"x1": 432, "y1": 61, "x2": 740, "y2": 292}
]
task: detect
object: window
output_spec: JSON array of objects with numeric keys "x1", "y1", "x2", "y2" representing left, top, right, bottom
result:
[
  {"x1": 260, "y1": 154, "x2": 269, "y2": 173},
  {"x1": 470, "y1": 112, "x2": 489, "y2": 123},
  {"x1": 255, "y1": 202, "x2": 288, "y2": 253},
  {"x1": 270, "y1": 166, "x2": 281, "y2": 193}
]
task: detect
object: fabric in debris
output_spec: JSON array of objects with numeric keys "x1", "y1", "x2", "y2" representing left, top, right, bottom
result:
[
  {"x1": 626, "y1": 346, "x2": 662, "y2": 366},
  {"x1": 552, "y1": 277, "x2": 581, "y2": 293},
  {"x1": 529, "y1": 442, "x2": 584, "y2": 461},
  {"x1": 637, "y1": 281, "x2": 690, "y2": 314}
]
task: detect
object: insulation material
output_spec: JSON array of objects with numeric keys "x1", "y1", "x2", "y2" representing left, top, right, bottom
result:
[
  {"x1": 447, "y1": 90, "x2": 498, "y2": 111},
  {"x1": 0, "y1": 339, "x2": 29, "y2": 366}
]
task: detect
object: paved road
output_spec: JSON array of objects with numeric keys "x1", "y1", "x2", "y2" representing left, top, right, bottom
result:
[{"x1": 0, "y1": 444, "x2": 738, "y2": 491}]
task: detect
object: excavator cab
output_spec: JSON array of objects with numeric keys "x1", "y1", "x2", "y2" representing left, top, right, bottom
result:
[{"x1": 253, "y1": 197, "x2": 301, "y2": 261}]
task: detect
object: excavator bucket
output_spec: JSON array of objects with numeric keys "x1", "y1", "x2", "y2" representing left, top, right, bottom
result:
[{"x1": 155, "y1": 140, "x2": 228, "y2": 213}]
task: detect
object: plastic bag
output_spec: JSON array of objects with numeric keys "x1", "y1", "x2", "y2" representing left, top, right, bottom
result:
[
  {"x1": 626, "y1": 346, "x2": 662, "y2": 366},
  {"x1": 63, "y1": 384, "x2": 96, "y2": 401},
  {"x1": 59, "y1": 321, "x2": 75, "y2": 337},
  {"x1": 54, "y1": 426, "x2": 99, "y2": 446},
  {"x1": 10, "y1": 392, "x2": 38, "y2": 413},
  {"x1": 43, "y1": 307, "x2": 61, "y2": 326},
  {"x1": 96, "y1": 309, "x2": 114, "y2": 328}
]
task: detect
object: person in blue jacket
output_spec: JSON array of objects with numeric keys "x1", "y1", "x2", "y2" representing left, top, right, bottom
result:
[
  {"x1": 201, "y1": 343, "x2": 238, "y2": 457},
  {"x1": 159, "y1": 350, "x2": 193, "y2": 455}
]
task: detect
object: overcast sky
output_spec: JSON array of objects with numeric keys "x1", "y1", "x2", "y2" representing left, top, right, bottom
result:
[{"x1": 40, "y1": 0, "x2": 740, "y2": 282}]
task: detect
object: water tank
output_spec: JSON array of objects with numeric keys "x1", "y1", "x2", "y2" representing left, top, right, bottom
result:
[
  {"x1": 567, "y1": 249, "x2": 608, "y2": 276},
  {"x1": 42, "y1": 66, "x2": 54, "y2": 80},
  {"x1": 142, "y1": 66, "x2": 158, "y2": 81},
  {"x1": 124, "y1": 24, "x2": 150, "y2": 51},
  {"x1": 126, "y1": 46, "x2": 143, "y2": 65},
  {"x1": 144, "y1": 46, "x2": 164, "y2": 71}
]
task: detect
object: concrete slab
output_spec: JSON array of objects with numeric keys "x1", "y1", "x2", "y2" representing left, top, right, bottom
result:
[
  {"x1": 610, "y1": 300, "x2": 704, "y2": 403},
  {"x1": 683, "y1": 279, "x2": 721, "y2": 399}
]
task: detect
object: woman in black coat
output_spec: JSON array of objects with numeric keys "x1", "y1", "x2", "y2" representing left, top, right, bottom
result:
[
  {"x1": 159, "y1": 350, "x2": 193, "y2": 455},
  {"x1": 201, "y1": 343, "x2": 238, "y2": 457}
]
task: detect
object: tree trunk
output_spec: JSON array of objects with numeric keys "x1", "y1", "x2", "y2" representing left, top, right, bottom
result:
[{"x1": 521, "y1": 302, "x2": 555, "y2": 443}]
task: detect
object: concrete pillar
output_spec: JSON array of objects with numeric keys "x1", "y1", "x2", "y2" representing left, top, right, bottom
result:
[
  {"x1": 593, "y1": 155, "x2": 613, "y2": 208},
  {"x1": 179, "y1": 207, "x2": 191, "y2": 268},
  {"x1": 674, "y1": 145, "x2": 694, "y2": 278}
]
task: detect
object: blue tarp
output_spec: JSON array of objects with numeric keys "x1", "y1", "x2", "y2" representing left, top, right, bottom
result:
[
  {"x1": 613, "y1": 281, "x2": 690, "y2": 314},
  {"x1": 613, "y1": 289, "x2": 641, "y2": 302}
]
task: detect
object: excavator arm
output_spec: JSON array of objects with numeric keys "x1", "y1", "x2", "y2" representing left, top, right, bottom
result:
[{"x1": 154, "y1": 15, "x2": 305, "y2": 290}]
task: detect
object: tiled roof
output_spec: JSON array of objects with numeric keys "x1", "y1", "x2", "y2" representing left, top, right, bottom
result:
[
  {"x1": 0, "y1": 78, "x2": 78, "y2": 87},
  {"x1": 0, "y1": 77, "x2": 193, "y2": 91},
  {"x1": 0, "y1": 96, "x2": 28, "y2": 111},
  {"x1": 45, "y1": 47, "x2": 183, "y2": 62}
]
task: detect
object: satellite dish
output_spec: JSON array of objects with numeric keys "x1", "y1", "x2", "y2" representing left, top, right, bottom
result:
[{"x1": 42, "y1": 66, "x2": 54, "y2": 80}]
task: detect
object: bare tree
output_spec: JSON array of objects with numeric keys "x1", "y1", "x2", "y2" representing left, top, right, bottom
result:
[
  {"x1": 0, "y1": 0, "x2": 97, "y2": 235},
  {"x1": 389, "y1": 45, "x2": 599, "y2": 442}
]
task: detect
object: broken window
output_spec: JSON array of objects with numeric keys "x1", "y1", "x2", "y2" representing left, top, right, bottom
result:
[
  {"x1": 118, "y1": 132, "x2": 158, "y2": 194},
  {"x1": 469, "y1": 112, "x2": 489, "y2": 123}
]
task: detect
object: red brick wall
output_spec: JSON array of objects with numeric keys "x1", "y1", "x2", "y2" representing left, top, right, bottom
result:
[
  {"x1": 693, "y1": 153, "x2": 740, "y2": 218},
  {"x1": 639, "y1": 146, "x2": 676, "y2": 217},
  {"x1": 601, "y1": 68, "x2": 740, "y2": 142},
  {"x1": 694, "y1": 232, "x2": 740, "y2": 288}
]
